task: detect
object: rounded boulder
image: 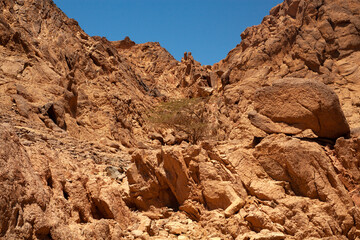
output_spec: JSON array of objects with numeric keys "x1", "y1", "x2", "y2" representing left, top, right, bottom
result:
[{"x1": 249, "y1": 78, "x2": 350, "y2": 139}]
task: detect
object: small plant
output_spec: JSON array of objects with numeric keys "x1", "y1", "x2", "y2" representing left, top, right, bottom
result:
[{"x1": 148, "y1": 98, "x2": 210, "y2": 144}]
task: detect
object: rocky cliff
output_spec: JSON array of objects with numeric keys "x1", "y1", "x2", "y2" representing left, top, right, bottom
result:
[{"x1": 1, "y1": 0, "x2": 360, "y2": 239}]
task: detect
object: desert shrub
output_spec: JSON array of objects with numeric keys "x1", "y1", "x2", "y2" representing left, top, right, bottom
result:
[{"x1": 148, "y1": 98, "x2": 210, "y2": 144}]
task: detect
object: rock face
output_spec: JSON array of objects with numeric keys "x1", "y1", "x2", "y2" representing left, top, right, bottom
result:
[
  {"x1": 249, "y1": 78, "x2": 350, "y2": 138},
  {"x1": 1, "y1": 0, "x2": 360, "y2": 239},
  {"x1": 214, "y1": 0, "x2": 360, "y2": 137},
  {"x1": 126, "y1": 145, "x2": 246, "y2": 214},
  {"x1": 0, "y1": 124, "x2": 50, "y2": 239},
  {"x1": 0, "y1": 124, "x2": 134, "y2": 239}
]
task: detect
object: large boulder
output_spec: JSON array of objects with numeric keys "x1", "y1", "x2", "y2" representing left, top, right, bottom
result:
[
  {"x1": 249, "y1": 78, "x2": 350, "y2": 139},
  {"x1": 253, "y1": 134, "x2": 355, "y2": 234}
]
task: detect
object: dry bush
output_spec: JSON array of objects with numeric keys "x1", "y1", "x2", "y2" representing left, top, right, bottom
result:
[{"x1": 148, "y1": 98, "x2": 210, "y2": 144}]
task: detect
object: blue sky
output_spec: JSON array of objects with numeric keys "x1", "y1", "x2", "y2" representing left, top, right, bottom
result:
[{"x1": 53, "y1": 0, "x2": 283, "y2": 65}]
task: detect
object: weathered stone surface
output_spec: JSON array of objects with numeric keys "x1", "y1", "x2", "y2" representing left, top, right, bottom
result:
[
  {"x1": 126, "y1": 149, "x2": 180, "y2": 210},
  {"x1": 214, "y1": 0, "x2": 360, "y2": 143},
  {"x1": 1, "y1": 0, "x2": 360, "y2": 239},
  {"x1": 0, "y1": 124, "x2": 50, "y2": 239},
  {"x1": 236, "y1": 229, "x2": 286, "y2": 240},
  {"x1": 247, "y1": 179, "x2": 286, "y2": 201},
  {"x1": 250, "y1": 78, "x2": 350, "y2": 139},
  {"x1": 202, "y1": 180, "x2": 242, "y2": 211},
  {"x1": 0, "y1": 123, "x2": 136, "y2": 239},
  {"x1": 112, "y1": 36, "x2": 135, "y2": 50},
  {"x1": 159, "y1": 147, "x2": 193, "y2": 205},
  {"x1": 126, "y1": 145, "x2": 247, "y2": 220},
  {"x1": 254, "y1": 134, "x2": 354, "y2": 234},
  {"x1": 334, "y1": 137, "x2": 360, "y2": 208}
]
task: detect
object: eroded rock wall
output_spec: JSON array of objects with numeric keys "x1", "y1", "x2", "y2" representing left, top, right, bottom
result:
[{"x1": 1, "y1": 0, "x2": 360, "y2": 239}]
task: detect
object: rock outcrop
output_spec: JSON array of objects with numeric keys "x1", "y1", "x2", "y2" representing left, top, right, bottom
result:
[
  {"x1": 215, "y1": 0, "x2": 360, "y2": 137},
  {"x1": 1, "y1": 0, "x2": 360, "y2": 239},
  {"x1": 0, "y1": 123, "x2": 134, "y2": 239},
  {"x1": 125, "y1": 144, "x2": 246, "y2": 214},
  {"x1": 0, "y1": 124, "x2": 50, "y2": 239}
]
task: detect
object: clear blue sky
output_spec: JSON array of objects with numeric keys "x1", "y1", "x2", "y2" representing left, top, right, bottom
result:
[{"x1": 53, "y1": 0, "x2": 283, "y2": 65}]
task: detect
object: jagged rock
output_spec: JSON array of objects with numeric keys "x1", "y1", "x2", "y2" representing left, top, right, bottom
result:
[
  {"x1": 12, "y1": 94, "x2": 33, "y2": 118},
  {"x1": 334, "y1": 137, "x2": 360, "y2": 207},
  {"x1": 215, "y1": 0, "x2": 360, "y2": 141},
  {"x1": 243, "y1": 206, "x2": 279, "y2": 232},
  {"x1": 197, "y1": 86, "x2": 214, "y2": 97},
  {"x1": 105, "y1": 166, "x2": 124, "y2": 181},
  {"x1": 1, "y1": 0, "x2": 360, "y2": 238},
  {"x1": 202, "y1": 180, "x2": 243, "y2": 211},
  {"x1": 126, "y1": 147, "x2": 195, "y2": 210},
  {"x1": 112, "y1": 36, "x2": 136, "y2": 50},
  {"x1": 41, "y1": 102, "x2": 67, "y2": 130},
  {"x1": 126, "y1": 149, "x2": 180, "y2": 210},
  {"x1": 158, "y1": 147, "x2": 194, "y2": 204},
  {"x1": 179, "y1": 200, "x2": 203, "y2": 221},
  {"x1": 126, "y1": 145, "x2": 247, "y2": 219},
  {"x1": 0, "y1": 123, "x2": 134, "y2": 240},
  {"x1": 87, "y1": 176, "x2": 132, "y2": 222},
  {"x1": 254, "y1": 134, "x2": 354, "y2": 234},
  {"x1": 249, "y1": 78, "x2": 350, "y2": 138},
  {"x1": 16, "y1": 84, "x2": 35, "y2": 102},
  {"x1": 0, "y1": 124, "x2": 50, "y2": 239},
  {"x1": 335, "y1": 137, "x2": 360, "y2": 182}
]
